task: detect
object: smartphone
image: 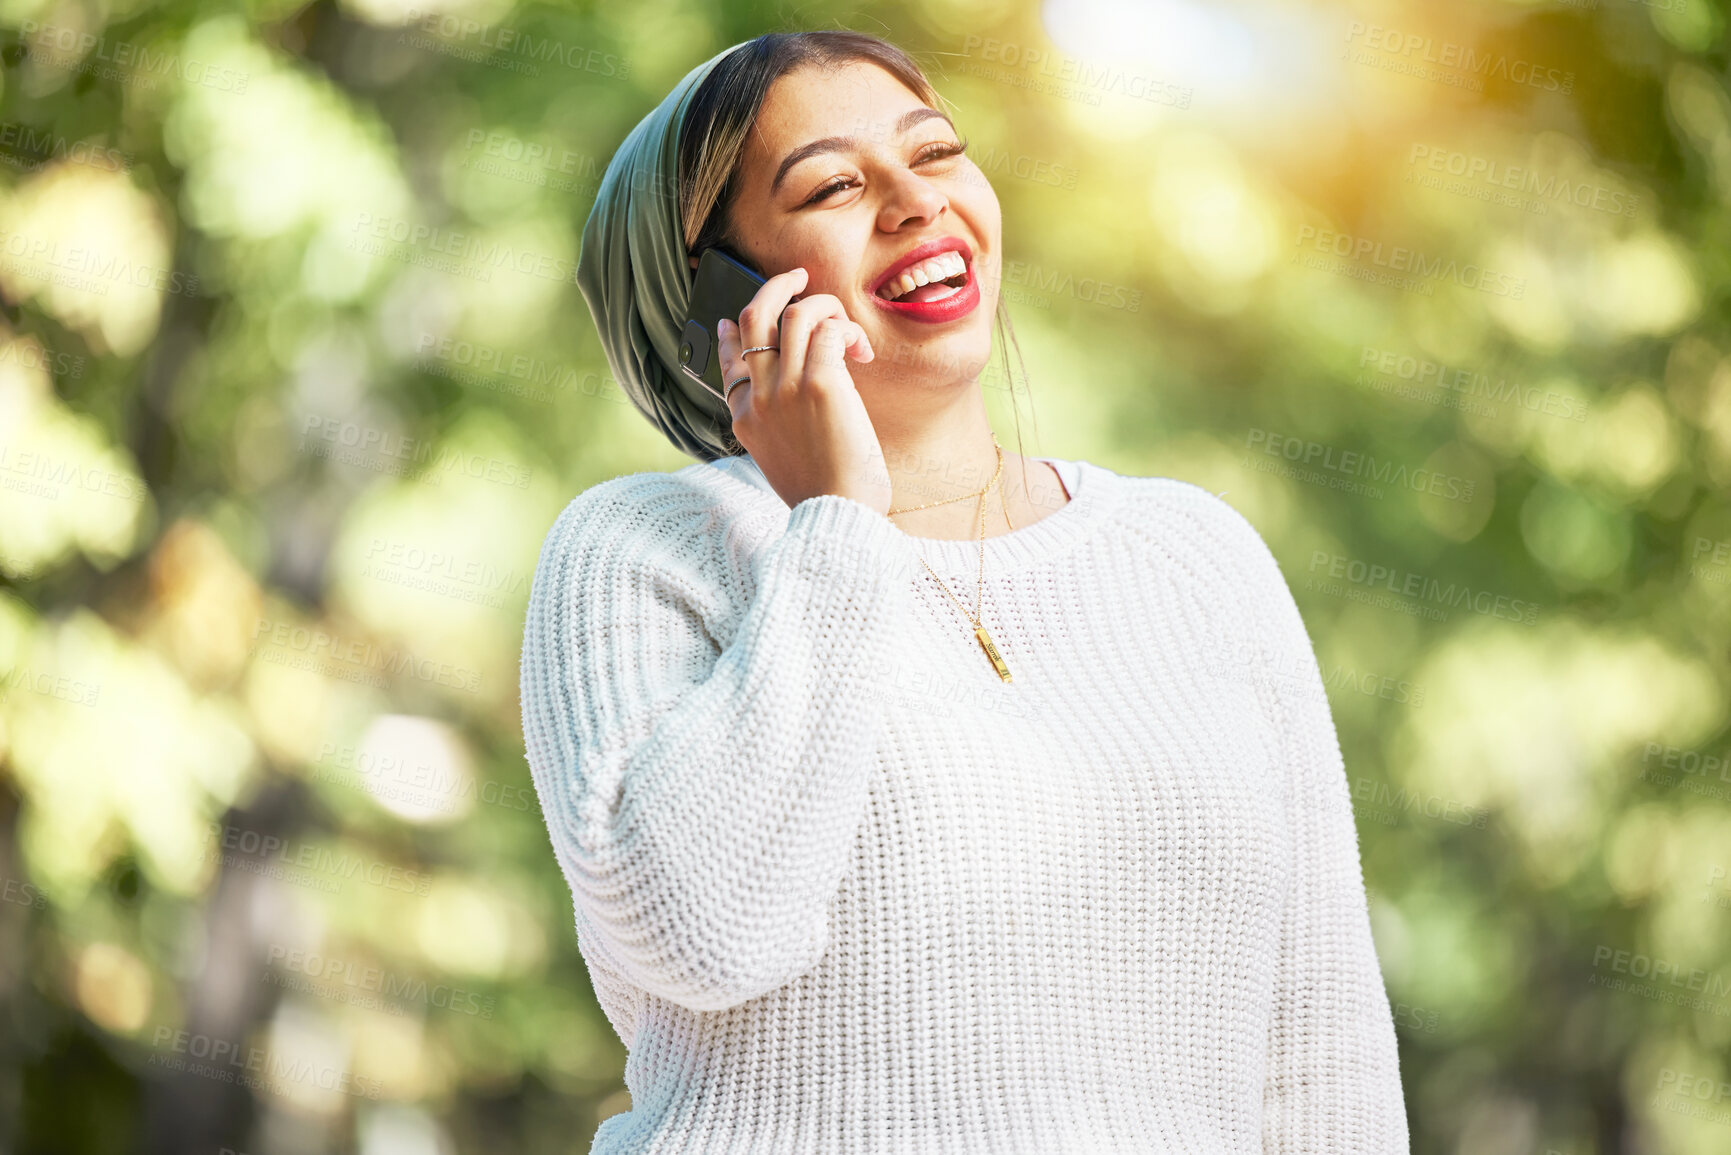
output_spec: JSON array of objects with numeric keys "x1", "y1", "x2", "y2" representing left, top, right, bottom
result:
[{"x1": 679, "y1": 247, "x2": 767, "y2": 403}]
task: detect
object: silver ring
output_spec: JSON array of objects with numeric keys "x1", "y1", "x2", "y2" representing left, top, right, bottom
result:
[
  {"x1": 741, "y1": 344, "x2": 779, "y2": 356},
  {"x1": 723, "y1": 375, "x2": 750, "y2": 401}
]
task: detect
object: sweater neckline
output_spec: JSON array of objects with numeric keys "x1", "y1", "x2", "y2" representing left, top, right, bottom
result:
[{"x1": 707, "y1": 453, "x2": 1119, "y2": 575}]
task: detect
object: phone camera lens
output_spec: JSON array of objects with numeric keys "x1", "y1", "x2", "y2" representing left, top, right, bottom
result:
[{"x1": 678, "y1": 341, "x2": 693, "y2": 365}]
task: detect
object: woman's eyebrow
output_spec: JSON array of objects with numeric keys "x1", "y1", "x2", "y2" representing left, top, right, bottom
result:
[{"x1": 769, "y1": 107, "x2": 955, "y2": 195}]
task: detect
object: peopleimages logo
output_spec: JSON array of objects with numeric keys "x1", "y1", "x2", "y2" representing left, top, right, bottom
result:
[
  {"x1": 149, "y1": 1027, "x2": 383, "y2": 1099},
  {"x1": 1651, "y1": 1067, "x2": 1731, "y2": 1125},
  {"x1": 297, "y1": 414, "x2": 534, "y2": 491},
  {"x1": 204, "y1": 822, "x2": 434, "y2": 897},
  {"x1": 348, "y1": 213, "x2": 573, "y2": 284},
  {"x1": 0, "y1": 228, "x2": 200, "y2": 298},
  {"x1": 359, "y1": 535, "x2": 529, "y2": 609},
  {"x1": 0, "y1": 121, "x2": 129, "y2": 174},
  {"x1": 1244, "y1": 428, "x2": 1478, "y2": 504},
  {"x1": 956, "y1": 35, "x2": 1192, "y2": 109},
  {"x1": 0, "y1": 337, "x2": 86, "y2": 379},
  {"x1": 972, "y1": 145, "x2": 1079, "y2": 191},
  {"x1": 1692, "y1": 537, "x2": 1731, "y2": 587},
  {"x1": 0, "y1": 664, "x2": 101, "y2": 707},
  {"x1": 0, "y1": 441, "x2": 150, "y2": 503},
  {"x1": 263, "y1": 944, "x2": 496, "y2": 1019},
  {"x1": 1655, "y1": 1067, "x2": 1731, "y2": 1103},
  {"x1": 1406, "y1": 144, "x2": 1639, "y2": 219},
  {"x1": 250, "y1": 615, "x2": 484, "y2": 694},
  {"x1": 17, "y1": 22, "x2": 251, "y2": 92},
  {"x1": 413, "y1": 332, "x2": 628, "y2": 408},
  {"x1": 1343, "y1": 22, "x2": 1575, "y2": 95},
  {"x1": 1642, "y1": 742, "x2": 1730, "y2": 783},
  {"x1": 399, "y1": 10, "x2": 629, "y2": 78},
  {"x1": 1352, "y1": 778, "x2": 1485, "y2": 828},
  {"x1": 996, "y1": 259, "x2": 1142, "y2": 312},
  {"x1": 311, "y1": 740, "x2": 536, "y2": 814},
  {"x1": 1589, "y1": 945, "x2": 1731, "y2": 1014},
  {"x1": 1294, "y1": 225, "x2": 1526, "y2": 298},
  {"x1": 1357, "y1": 346, "x2": 1589, "y2": 423},
  {"x1": 1304, "y1": 550, "x2": 1540, "y2": 626}
]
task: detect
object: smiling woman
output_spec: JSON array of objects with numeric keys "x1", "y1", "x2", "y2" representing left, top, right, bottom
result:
[{"x1": 528, "y1": 28, "x2": 1412, "y2": 1155}]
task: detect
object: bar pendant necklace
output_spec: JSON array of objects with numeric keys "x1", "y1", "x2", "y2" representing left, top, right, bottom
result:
[
  {"x1": 918, "y1": 506, "x2": 1012, "y2": 682},
  {"x1": 973, "y1": 625, "x2": 1013, "y2": 683},
  {"x1": 887, "y1": 439, "x2": 1014, "y2": 684}
]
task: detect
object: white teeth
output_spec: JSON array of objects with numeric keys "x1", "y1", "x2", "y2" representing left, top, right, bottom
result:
[{"x1": 878, "y1": 251, "x2": 968, "y2": 300}]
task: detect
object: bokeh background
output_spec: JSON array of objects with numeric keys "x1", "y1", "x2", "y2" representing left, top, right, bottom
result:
[{"x1": 1, "y1": 0, "x2": 1728, "y2": 1151}]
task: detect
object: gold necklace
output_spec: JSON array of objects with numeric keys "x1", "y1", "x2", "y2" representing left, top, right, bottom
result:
[
  {"x1": 886, "y1": 438, "x2": 1013, "y2": 683},
  {"x1": 885, "y1": 439, "x2": 1014, "y2": 531}
]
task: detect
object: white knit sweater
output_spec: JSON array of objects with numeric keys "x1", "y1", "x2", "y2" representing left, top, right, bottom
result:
[{"x1": 519, "y1": 452, "x2": 1411, "y2": 1154}]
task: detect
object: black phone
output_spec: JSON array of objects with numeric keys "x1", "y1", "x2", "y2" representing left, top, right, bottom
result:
[{"x1": 679, "y1": 247, "x2": 767, "y2": 402}]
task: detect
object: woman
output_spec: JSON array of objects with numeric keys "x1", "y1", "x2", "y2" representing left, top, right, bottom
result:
[{"x1": 521, "y1": 30, "x2": 1411, "y2": 1154}]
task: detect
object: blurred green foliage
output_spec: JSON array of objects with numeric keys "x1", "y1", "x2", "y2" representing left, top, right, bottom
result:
[{"x1": 0, "y1": 0, "x2": 1729, "y2": 1152}]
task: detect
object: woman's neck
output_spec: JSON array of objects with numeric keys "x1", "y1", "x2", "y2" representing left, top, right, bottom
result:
[
  {"x1": 853, "y1": 385, "x2": 1067, "y2": 540},
  {"x1": 874, "y1": 429, "x2": 1069, "y2": 541}
]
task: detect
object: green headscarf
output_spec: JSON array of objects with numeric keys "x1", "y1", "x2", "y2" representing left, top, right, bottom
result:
[{"x1": 575, "y1": 43, "x2": 748, "y2": 464}]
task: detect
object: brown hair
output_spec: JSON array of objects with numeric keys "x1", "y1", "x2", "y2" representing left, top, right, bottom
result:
[{"x1": 676, "y1": 30, "x2": 1039, "y2": 480}]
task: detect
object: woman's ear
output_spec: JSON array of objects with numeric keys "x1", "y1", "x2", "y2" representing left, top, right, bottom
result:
[{"x1": 688, "y1": 255, "x2": 701, "y2": 270}]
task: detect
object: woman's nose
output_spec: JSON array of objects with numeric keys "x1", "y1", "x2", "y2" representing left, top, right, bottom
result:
[{"x1": 876, "y1": 170, "x2": 948, "y2": 229}]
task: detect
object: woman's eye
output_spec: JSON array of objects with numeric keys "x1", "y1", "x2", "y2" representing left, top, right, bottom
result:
[
  {"x1": 916, "y1": 139, "x2": 969, "y2": 165},
  {"x1": 805, "y1": 176, "x2": 857, "y2": 205},
  {"x1": 801, "y1": 139, "x2": 970, "y2": 206}
]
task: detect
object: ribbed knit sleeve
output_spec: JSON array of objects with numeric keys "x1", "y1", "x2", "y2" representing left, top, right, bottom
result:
[
  {"x1": 519, "y1": 475, "x2": 919, "y2": 1013},
  {"x1": 1178, "y1": 489, "x2": 1411, "y2": 1154}
]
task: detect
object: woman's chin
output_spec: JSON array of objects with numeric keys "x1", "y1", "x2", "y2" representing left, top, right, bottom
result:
[{"x1": 858, "y1": 327, "x2": 993, "y2": 390}]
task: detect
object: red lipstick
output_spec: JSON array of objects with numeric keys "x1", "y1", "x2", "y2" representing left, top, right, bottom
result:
[{"x1": 867, "y1": 236, "x2": 980, "y2": 324}]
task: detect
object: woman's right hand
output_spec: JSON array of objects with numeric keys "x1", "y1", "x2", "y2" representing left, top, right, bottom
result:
[{"x1": 716, "y1": 266, "x2": 893, "y2": 516}]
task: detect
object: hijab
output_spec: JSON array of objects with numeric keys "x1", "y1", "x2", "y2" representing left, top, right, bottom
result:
[{"x1": 574, "y1": 43, "x2": 748, "y2": 463}]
